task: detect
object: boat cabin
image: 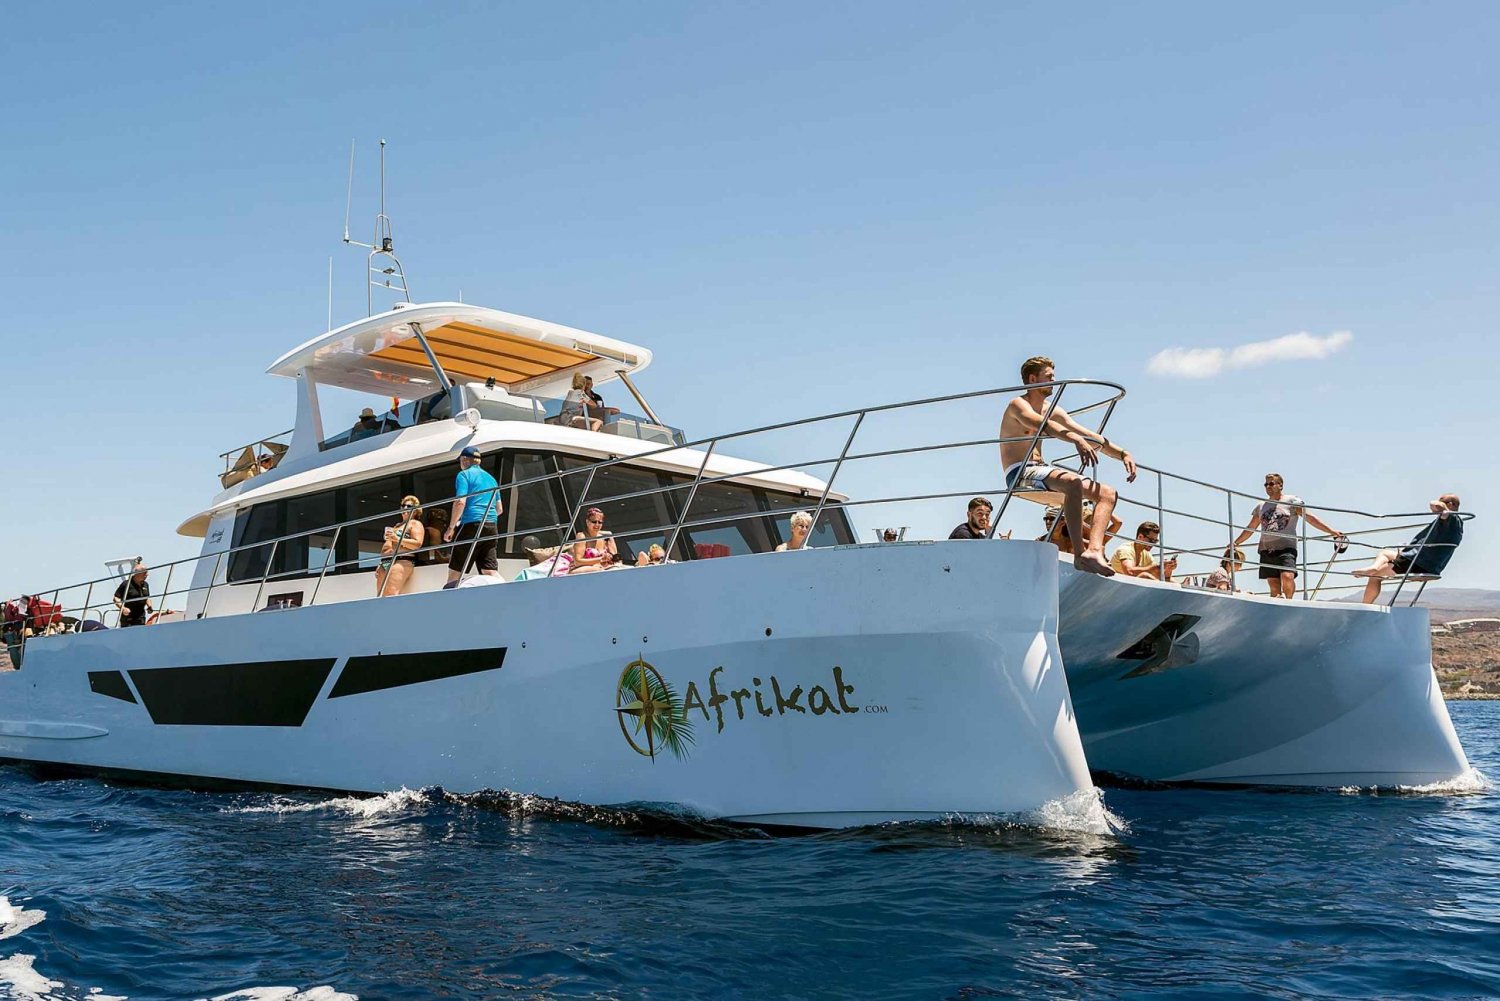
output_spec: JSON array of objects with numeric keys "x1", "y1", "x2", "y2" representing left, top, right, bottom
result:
[{"x1": 177, "y1": 303, "x2": 853, "y2": 617}]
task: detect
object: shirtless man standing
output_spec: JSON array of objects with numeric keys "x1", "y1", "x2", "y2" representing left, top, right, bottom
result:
[{"x1": 1000, "y1": 356, "x2": 1137, "y2": 577}]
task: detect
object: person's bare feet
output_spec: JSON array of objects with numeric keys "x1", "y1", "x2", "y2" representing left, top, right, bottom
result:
[
  {"x1": 1351, "y1": 567, "x2": 1395, "y2": 579},
  {"x1": 1074, "y1": 551, "x2": 1115, "y2": 577}
]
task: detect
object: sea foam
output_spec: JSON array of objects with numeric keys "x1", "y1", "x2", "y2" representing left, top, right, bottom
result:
[
  {"x1": 224, "y1": 788, "x2": 431, "y2": 818},
  {"x1": 1338, "y1": 766, "x2": 1492, "y2": 796},
  {"x1": 0, "y1": 897, "x2": 46, "y2": 941}
]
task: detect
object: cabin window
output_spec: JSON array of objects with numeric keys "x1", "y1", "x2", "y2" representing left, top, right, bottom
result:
[
  {"x1": 761, "y1": 490, "x2": 854, "y2": 548},
  {"x1": 506, "y1": 451, "x2": 569, "y2": 553},
  {"x1": 281, "y1": 490, "x2": 339, "y2": 577},
  {"x1": 221, "y1": 447, "x2": 855, "y2": 585},
  {"x1": 559, "y1": 457, "x2": 679, "y2": 563},
  {"x1": 340, "y1": 476, "x2": 405, "y2": 573},
  {"x1": 227, "y1": 503, "x2": 283, "y2": 583},
  {"x1": 675, "y1": 480, "x2": 778, "y2": 559}
]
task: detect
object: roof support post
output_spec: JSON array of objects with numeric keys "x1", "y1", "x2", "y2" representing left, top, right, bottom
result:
[
  {"x1": 282, "y1": 367, "x2": 326, "y2": 463},
  {"x1": 409, "y1": 321, "x2": 453, "y2": 392},
  {"x1": 616, "y1": 369, "x2": 665, "y2": 427}
]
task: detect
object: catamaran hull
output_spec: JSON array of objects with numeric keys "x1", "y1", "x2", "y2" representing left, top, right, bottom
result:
[
  {"x1": 1058, "y1": 565, "x2": 1470, "y2": 787},
  {"x1": 0, "y1": 542, "x2": 1091, "y2": 828}
]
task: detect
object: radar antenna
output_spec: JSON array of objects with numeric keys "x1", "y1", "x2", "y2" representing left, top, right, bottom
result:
[{"x1": 342, "y1": 138, "x2": 412, "y2": 316}]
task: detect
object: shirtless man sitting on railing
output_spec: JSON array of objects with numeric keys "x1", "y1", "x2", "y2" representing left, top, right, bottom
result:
[{"x1": 1000, "y1": 356, "x2": 1137, "y2": 577}]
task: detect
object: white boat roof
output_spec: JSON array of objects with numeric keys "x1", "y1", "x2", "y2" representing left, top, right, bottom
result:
[{"x1": 267, "y1": 302, "x2": 652, "y2": 398}]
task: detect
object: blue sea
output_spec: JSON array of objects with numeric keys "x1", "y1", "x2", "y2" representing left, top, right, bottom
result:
[{"x1": 2, "y1": 704, "x2": 1496, "y2": 1001}]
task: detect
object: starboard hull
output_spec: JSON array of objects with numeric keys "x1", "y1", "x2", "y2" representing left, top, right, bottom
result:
[{"x1": 1058, "y1": 565, "x2": 1471, "y2": 787}]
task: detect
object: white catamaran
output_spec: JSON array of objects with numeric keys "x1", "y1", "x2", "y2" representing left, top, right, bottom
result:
[{"x1": 0, "y1": 151, "x2": 1474, "y2": 823}]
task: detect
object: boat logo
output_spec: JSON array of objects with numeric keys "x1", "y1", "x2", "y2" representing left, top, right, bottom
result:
[{"x1": 615, "y1": 657, "x2": 695, "y2": 761}]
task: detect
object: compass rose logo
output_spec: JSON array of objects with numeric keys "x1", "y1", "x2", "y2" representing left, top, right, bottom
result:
[{"x1": 615, "y1": 657, "x2": 695, "y2": 761}]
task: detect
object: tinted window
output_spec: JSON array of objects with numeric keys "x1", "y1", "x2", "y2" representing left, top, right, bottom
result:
[
  {"x1": 411, "y1": 463, "x2": 457, "y2": 565},
  {"x1": 679, "y1": 480, "x2": 776, "y2": 558},
  {"x1": 576, "y1": 461, "x2": 679, "y2": 563},
  {"x1": 227, "y1": 503, "x2": 283, "y2": 583},
  {"x1": 280, "y1": 491, "x2": 339, "y2": 578},
  {"x1": 762, "y1": 491, "x2": 854, "y2": 548},
  {"x1": 341, "y1": 477, "x2": 404, "y2": 574},
  {"x1": 508, "y1": 451, "x2": 568, "y2": 553}
]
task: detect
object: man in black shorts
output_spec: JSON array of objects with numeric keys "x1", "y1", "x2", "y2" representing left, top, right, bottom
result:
[
  {"x1": 442, "y1": 446, "x2": 503, "y2": 584},
  {"x1": 1232, "y1": 472, "x2": 1345, "y2": 599}
]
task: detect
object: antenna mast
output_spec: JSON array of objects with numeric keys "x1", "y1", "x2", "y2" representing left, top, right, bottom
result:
[{"x1": 342, "y1": 138, "x2": 412, "y2": 316}]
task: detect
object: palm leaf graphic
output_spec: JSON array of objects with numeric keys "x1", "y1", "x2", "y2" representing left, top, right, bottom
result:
[{"x1": 619, "y1": 661, "x2": 695, "y2": 761}]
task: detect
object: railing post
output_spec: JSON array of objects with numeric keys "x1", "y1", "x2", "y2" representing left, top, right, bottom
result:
[
  {"x1": 1226, "y1": 492, "x2": 1236, "y2": 591},
  {"x1": 200, "y1": 551, "x2": 225, "y2": 619},
  {"x1": 664, "y1": 442, "x2": 716, "y2": 560},
  {"x1": 557, "y1": 464, "x2": 599, "y2": 555},
  {"x1": 308, "y1": 525, "x2": 342, "y2": 607},
  {"x1": 157, "y1": 564, "x2": 174, "y2": 622},
  {"x1": 808, "y1": 413, "x2": 865, "y2": 543},
  {"x1": 81, "y1": 582, "x2": 94, "y2": 629},
  {"x1": 1300, "y1": 516, "x2": 1308, "y2": 600},
  {"x1": 250, "y1": 539, "x2": 279, "y2": 614},
  {"x1": 991, "y1": 384, "x2": 1065, "y2": 537},
  {"x1": 1389, "y1": 516, "x2": 1437, "y2": 607},
  {"x1": 1156, "y1": 471, "x2": 1166, "y2": 580}
]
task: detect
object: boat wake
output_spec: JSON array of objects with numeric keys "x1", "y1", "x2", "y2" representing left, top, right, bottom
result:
[
  {"x1": 1339, "y1": 766, "x2": 1492, "y2": 796},
  {"x1": 219, "y1": 785, "x2": 1126, "y2": 839}
]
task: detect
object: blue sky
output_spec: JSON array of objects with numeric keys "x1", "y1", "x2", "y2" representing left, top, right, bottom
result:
[{"x1": 4, "y1": 2, "x2": 1497, "y2": 597}]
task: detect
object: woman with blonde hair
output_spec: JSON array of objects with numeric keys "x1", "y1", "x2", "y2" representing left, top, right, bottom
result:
[
  {"x1": 562, "y1": 373, "x2": 603, "y2": 432},
  {"x1": 376, "y1": 495, "x2": 426, "y2": 597},
  {"x1": 776, "y1": 511, "x2": 815, "y2": 552}
]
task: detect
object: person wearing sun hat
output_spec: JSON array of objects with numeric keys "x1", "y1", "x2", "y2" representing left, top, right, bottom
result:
[
  {"x1": 350, "y1": 406, "x2": 383, "y2": 441},
  {"x1": 444, "y1": 446, "x2": 503, "y2": 584}
]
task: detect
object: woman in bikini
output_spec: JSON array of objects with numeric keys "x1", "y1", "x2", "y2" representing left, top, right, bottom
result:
[
  {"x1": 375, "y1": 495, "x2": 426, "y2": 597},
  {"x1": 570, "y1": 507, "x2": 618, "y2": 573}
]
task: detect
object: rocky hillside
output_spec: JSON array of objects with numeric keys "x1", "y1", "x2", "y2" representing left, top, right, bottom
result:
[{"x1": 1433, "y1": 628, "x2": 1500, "y2": 699}]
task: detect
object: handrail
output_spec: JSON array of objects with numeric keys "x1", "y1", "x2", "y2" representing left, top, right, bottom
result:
[{"x1": 6, "y1": 375, "x2": 1475, "y2": 658}]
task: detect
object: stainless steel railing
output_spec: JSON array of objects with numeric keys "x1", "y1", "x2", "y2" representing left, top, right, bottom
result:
[
  {"x1": 7, "y1": 379, "x2": 1126, "y2": 649},
  {"x1": 5, "y1": 376, "x2": 1471, "y2": 668},
  {"x1": 1034, "y1": 452, "x2": 1473, "y2": 606}
]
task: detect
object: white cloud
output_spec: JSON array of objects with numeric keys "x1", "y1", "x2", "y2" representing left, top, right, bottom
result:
[{"x1": 1146, "y1": 330, "x2": 1353, "y2": 379}]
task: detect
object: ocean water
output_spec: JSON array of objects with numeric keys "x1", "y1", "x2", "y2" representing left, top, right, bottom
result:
[{"x1": 1, "y1": 705, "x2": 1496, "y2": 1001}]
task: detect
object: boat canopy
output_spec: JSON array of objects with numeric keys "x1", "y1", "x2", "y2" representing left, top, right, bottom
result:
[{"x1": 267, "y1": 302, "x2": 652, "y2": 398}]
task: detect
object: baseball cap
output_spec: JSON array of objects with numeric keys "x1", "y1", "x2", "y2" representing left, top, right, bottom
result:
[{"x1": 459, "y1": 446, "x2": 481, "y2": 459}]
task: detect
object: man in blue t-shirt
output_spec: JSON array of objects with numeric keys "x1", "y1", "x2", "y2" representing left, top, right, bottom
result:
[{"x1": 443, "y1": 445, "x2": 503, "y2": 584}]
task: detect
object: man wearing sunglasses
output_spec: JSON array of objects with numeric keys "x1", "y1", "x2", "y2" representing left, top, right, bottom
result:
[
  {"x1": 1110, "y1": 521, "x2": 1176, "y2": 581},
  {"x1": 1232, "y1": 472, "x2": 1345, "y2": 599}
]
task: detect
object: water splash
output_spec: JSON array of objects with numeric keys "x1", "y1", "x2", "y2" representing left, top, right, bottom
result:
[
  {"x1": 1027, "y1": 786, "x2": 1128, "y2": 835},
  {"x1": 1338, "y1": 766, "x2": 1492, "y2": 796},
  {"x1": 223, "y1": 788, "x2": 432, "y2": 818}
]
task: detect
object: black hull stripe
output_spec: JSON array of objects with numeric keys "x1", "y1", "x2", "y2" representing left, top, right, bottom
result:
[
  {"x1": 88, "y1": 670, "x2": 137, "y2": 704},
  {"x1": 129, "y1": 659, "x2": 336, "y2": 727},
  {"x1": 328, "y1": 647, "x2": 507, "y2": 699}
]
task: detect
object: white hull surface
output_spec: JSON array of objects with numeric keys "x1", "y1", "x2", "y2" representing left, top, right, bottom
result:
[
  {"x1": 0, "y1": 543, "x2": 1091, "y2": 828},
  {"x1": 1058, "y1": 565, "x2": 1470, "y2": 787}
]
